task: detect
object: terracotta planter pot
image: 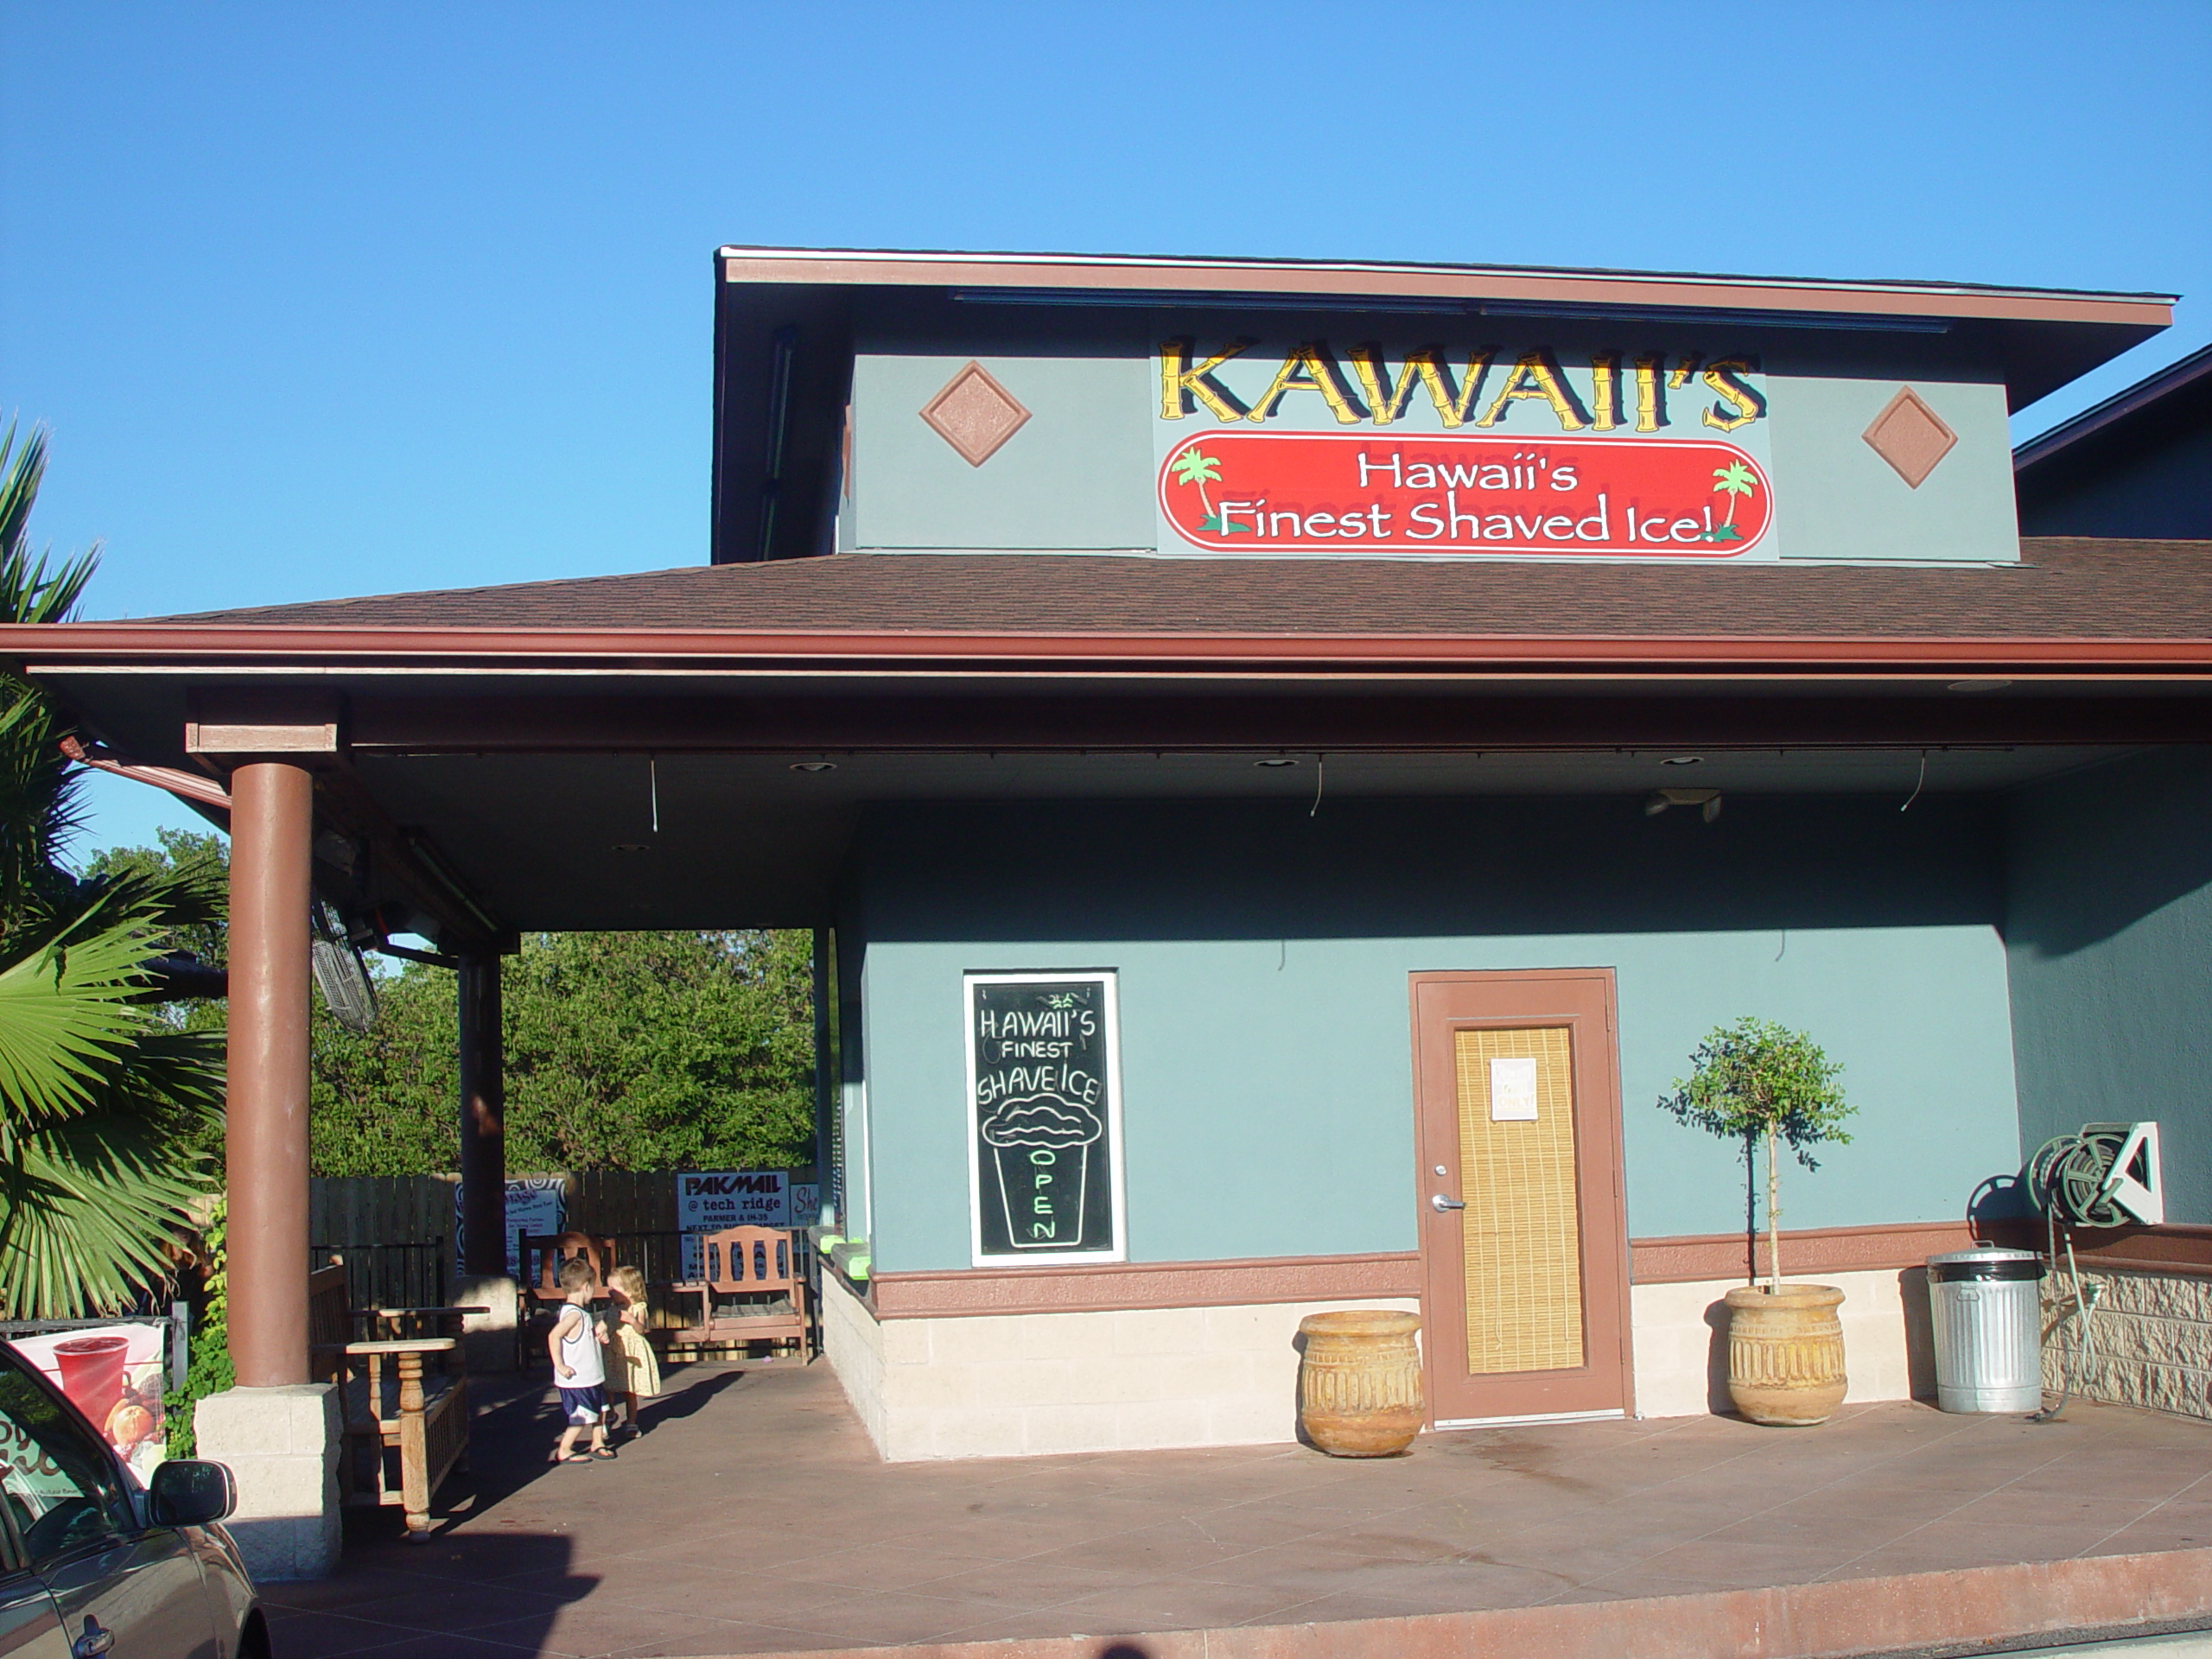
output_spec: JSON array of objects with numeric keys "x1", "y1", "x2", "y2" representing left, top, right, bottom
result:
[
  {"x1": 1297, "y1": 1310, "x2": 1423, "y2": 1457},
  {"x1": 1724, "y1": 1283, "x2": 1847, "y2": 1426}
]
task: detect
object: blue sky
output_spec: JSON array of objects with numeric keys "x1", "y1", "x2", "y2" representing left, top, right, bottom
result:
[{"x1": 4, "y1": 1, "x2": 2209, "y2": 855}]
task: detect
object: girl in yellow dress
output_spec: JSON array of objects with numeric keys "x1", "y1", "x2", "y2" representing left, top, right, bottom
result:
[{"x1": 605, "y1": 1264, "x2": 663, "y2": 1439}]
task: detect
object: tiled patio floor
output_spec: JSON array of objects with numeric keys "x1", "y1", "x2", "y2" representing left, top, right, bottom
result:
[{"x1": 261, "y1": 1357, "x2": 2212, "y2": 1659}]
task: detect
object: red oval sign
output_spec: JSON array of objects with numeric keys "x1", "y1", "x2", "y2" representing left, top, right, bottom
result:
[{"x1": 1159, "y1": 431, "x2": 1771, "y2": 558}]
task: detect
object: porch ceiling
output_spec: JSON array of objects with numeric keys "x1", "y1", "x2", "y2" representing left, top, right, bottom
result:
[{"x1": 353, "y1": 743, "x2": 2135, "y2": 932}]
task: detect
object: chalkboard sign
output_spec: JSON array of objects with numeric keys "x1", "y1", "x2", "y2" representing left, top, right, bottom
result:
[{"x1": 965, "y1": 971, "x2": 1124, "y2": 1265}]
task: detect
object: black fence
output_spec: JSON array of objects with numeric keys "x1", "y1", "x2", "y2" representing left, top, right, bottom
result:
[{"x1": 312, "y1": 1238, "x2": 448, "y2": 1313}]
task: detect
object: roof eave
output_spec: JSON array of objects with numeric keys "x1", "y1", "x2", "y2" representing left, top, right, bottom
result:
[
  {"x1": 2016, "y1": 341, "x2": 2212, "y2": 472},
  {"x1": 715, "y1": 245, "x2": 2177, "y2": 330},
  {"x1": 11, "y1": 623, "x2": 2212, "y2": 679}
]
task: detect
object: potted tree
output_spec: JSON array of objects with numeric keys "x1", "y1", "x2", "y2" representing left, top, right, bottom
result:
[{"x1": 1662, "y1": 1018, "x2": 1855, "y2": 1425}]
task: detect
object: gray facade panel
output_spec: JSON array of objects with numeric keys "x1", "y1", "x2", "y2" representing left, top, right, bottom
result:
[
  {"x1": 851, "y1": 351, "x2": 1154, "y2": 550},
  {"x1": 1766, "y1": 372, "x2": 2020, "y2": 563},
  {"x1": 2005, "y1": 747, "x2": 2212, "y2": 1224}
]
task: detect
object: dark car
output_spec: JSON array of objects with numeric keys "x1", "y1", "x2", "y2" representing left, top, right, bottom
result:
[{"x1": 0, "y1": 1339, "x2": 265, "y2": 1658}]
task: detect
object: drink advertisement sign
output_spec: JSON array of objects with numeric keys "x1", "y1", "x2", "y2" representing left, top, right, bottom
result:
[{"x1": 10, "y1": 1323, "x2": 169, "y2": 1481}]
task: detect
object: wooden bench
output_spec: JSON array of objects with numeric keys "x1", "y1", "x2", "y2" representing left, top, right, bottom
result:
[
  {"x1": 308, "y1": 1259, "x2": 471, "y2": 1541},
  {"x1": 668, "y1": 1225, "x2": 810, "y2": 1359}
]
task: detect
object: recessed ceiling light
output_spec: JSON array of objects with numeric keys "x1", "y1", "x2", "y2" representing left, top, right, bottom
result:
[
  {"x1": 611, "y1": 842, "x2": 649, "y2": 853},
  {"x1": 1254, "y1": 758, "x2": 1298, "y2": 768},
  {"x1": 789, "y1": 761, "x2": 838, "y2": 772},
  {"x1": 1946, "y1": 679, "x2": 2012, "y2": 693},
  {"x1": 1661, "y1": 755, "x2": 1705, "y2": 766}
]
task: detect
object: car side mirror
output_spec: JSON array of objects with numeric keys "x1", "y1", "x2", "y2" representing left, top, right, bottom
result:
[{"x1": 149, "y1": 1459, "x2": 235, "y2": 1527}]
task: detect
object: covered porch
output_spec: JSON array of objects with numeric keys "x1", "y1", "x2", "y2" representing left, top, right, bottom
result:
[{"x1": 264, "y1": 1353, "x2": 2212, "y2": 1658}]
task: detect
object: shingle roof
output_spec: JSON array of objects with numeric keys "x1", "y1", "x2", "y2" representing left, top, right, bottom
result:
[{"x1": 147, "y1": 539, "x2": 2212, "y2": 642}]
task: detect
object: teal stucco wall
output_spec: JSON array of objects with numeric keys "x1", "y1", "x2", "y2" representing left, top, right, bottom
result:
[
  {"x1": 849, "y1": 795, "x2": 2024, "y2": 1273},
  {"x1": 2005, "y1": 747, "x2": 2212, "y2": 1224}
]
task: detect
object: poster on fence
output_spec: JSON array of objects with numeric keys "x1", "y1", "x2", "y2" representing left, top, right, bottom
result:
[
  {"x1": 453, "y1": 1177, "x2": 567, "y2": 1280},
  {"x1": 11, "y1": 1324, "x2": 168, "y2": 1482}
]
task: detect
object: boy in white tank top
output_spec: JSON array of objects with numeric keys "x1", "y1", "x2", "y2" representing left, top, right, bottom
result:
[{"x1": 549, "y1": 1256, "x2": 614, "y2": 1463}]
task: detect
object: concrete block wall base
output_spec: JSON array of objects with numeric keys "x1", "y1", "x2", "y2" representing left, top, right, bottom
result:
[
  {"x1": 1630, "y1": 1266, "x2": 1934, "y2": 1419},
  {"x1": 2046, "y1": 1266, "x2": 2212, "y2": 1421},
  {"x1": 819, "y1": 1268, "x2": 1421, "y2": 1461},
  {"x1": 733, "y1": 1546, "x2": 2212, "y2": 1659},
  {"x1": 455, "y1": 1274, "x2": 521, "y2": 1374},
  {"x1": 194, "y1": 1382, "x2": 340, "y2": 1581}
]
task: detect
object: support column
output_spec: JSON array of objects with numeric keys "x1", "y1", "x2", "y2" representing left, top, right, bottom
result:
[
  {"x1": 200, "y1": 759, "x2": 339, "y2": 1580},
  {"x1": 225, "y1": 760, "x2": 314, "y2": 1387},
  {"x1": 456, "y1": 952, "x2": 506, "y2": 1277},
  {"x1": 454, "y1": 950, "x2": 518, "y2": 1370}
]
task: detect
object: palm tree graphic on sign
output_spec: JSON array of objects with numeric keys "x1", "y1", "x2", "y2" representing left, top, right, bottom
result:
[
  {"x1": 1171, "y1": 448, "x2": 1242, "y2": 532},
  {"x1": 1707, "y1": 461, "x2": 1758, "y2": 541}
]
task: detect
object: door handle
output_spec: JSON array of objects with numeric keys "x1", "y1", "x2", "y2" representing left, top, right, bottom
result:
[
  {"x1": 1431, "y1": 1193, "x2": 1466, "y2": 1212},
  {"x1": 73, "y1": 1617, "x2": 113, "y2": 1658}
]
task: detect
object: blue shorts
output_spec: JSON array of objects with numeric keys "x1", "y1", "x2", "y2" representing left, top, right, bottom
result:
[{"x1": 558, "y1": 1384, "x2": 607, "y2": 1425}]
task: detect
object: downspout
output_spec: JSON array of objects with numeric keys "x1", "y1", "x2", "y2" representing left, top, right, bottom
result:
[{"x1": 810, "y1": 927, "x2": 834, "y2": 1228}]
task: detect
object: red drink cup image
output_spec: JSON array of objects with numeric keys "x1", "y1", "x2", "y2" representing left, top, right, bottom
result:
[
  {"x1": 981, "y1": 1096, "x2": 1103, "y2": 1251},
  {"x1": 53, "y1": 1335, "x2": 131, "y2": 1427}
]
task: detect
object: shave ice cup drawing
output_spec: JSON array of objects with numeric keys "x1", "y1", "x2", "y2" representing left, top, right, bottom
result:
[{"x1": 981, "y1": 1093, "x2": 1105, "y2": 1249}]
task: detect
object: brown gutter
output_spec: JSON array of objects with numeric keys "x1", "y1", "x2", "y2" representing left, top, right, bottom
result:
[
  {"x1": 11, "y1": 622, "x2": 2212, "y2": 677},
  {"x1": 59, "y1": 736, "x2": 232, "y2": 810},
  {"x1": 718, "y1": 248, "x2": 2175, "y2": 330}
]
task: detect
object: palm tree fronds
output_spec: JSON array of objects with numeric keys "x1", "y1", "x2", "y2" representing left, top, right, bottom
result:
[
  {"x1": 0, "y1": 1103, "x2": 214, "y2": 1319},
  {"x1": 0, "y1": 423, "x2": 100, "y2": 623},
  {"x1": 0, "y1": 887, "x2": 182, "y2": 1129}
]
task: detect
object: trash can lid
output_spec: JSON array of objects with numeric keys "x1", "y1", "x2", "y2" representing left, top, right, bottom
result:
[{"x1": 1927, "y1": 1244, "x2": 2043, "y2": 1281}]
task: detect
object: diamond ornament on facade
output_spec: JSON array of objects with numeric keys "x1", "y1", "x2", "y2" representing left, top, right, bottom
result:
[
  {"x1": 1861, "y1": 387, "x2": 1959, "y2": 488},
  {"x1": 919, "y1": 361, "x2": 1032, "y2": 466}
]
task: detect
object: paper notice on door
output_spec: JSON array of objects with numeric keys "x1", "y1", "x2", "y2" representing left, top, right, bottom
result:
[{"x1": 1490, "y1": 1057, "x2": 1540, "y2": 1121}]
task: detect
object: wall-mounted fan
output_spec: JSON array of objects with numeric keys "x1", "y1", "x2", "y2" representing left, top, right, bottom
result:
[{"x1": 311, "y1": 901, "x2": 378, "y2": 1033}]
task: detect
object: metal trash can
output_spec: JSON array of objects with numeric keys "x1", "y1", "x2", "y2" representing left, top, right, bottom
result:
[{"x1": 1926, "y1": 1245, "x2": 2044, "y2": 1412}]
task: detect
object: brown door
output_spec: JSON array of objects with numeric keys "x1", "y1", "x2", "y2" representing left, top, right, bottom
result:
[{"x1": 1411, "y1": 969, "x2": 1633, "y2": 1425}]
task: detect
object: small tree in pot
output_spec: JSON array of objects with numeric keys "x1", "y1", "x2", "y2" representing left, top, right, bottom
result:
[{"x1": 1662, "y1": 1018, "x2": 1856, "y2": 1425}]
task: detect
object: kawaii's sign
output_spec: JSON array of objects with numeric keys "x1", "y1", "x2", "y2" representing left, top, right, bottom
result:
[
  {"x1": 1154, "y1": 338, "x2": 1777, "y2": 561},
  {"x1": 964, "y1": 971, "x2": 1125, "y2": 1265}
]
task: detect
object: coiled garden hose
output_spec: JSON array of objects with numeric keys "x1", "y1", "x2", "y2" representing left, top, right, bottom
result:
[{"x1": 2026, "y1": 1132, "x2": 2113, "y2": 1422}]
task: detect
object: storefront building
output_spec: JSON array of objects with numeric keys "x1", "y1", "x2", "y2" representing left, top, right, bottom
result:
[{"x1": 8, "y1": 251, "x2": 2209, "y2": 1491}]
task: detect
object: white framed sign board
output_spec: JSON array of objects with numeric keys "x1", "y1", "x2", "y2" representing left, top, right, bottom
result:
[{"x1": 964, "y1": 969, "x2": 1126, "y2": 1267}]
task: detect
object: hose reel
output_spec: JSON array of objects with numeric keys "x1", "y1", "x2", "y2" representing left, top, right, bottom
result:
[
  {"x1": 2027, "y1": 1122, "x2": 2164, "y2": 1228},
  {"x1": 2022, "y1": 1121, "x2": 2161, "y2": 1421}
]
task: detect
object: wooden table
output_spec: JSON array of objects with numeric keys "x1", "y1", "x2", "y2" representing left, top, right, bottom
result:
[{"x1": 340, "y1": 1336, "x2": 467, "y2": 1541}]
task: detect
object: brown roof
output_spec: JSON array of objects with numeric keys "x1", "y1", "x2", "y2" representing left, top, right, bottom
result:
[{"x1": 147, "y1": 538, "x2": 2212, "y2": 642}]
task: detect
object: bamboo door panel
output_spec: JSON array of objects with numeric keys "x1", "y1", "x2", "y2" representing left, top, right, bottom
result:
[{"x1": 1412, "y1": 970, "x2": 1631, "y2": 1424}]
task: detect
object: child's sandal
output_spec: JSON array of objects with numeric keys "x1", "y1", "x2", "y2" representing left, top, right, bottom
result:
[
  {"x1": 557, "y1": 1452, "x2": 592, "y2": 1465},
  {"x1": 590, "y1": 1446, "x2": 617, "y2": 1460}
]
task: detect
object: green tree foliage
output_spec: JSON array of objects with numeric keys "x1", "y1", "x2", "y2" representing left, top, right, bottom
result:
[
  {"x1": 163, "y1": 1193, "x2": 229, "y2": 1459},
  {"x1": 1659, "y1": 1017, "x2": 1853, "y2": 1291},
  {"x1": 0, "y1": 424, "x2": 224, "y2": 1318},
  {"x1": 96, "y1": 830, "x2": 820, "y2": 1178},
  {"x1": 310, "y1": 929, "x2": 816, "y2": 1177}
]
